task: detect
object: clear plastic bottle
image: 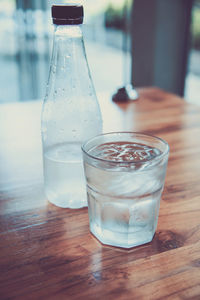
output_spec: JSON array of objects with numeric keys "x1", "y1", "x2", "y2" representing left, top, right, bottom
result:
[{"x1": 41, "y1": 4, "x2": 102, "y2": 209}]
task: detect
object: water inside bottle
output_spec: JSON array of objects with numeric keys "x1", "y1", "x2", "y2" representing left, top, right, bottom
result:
[{"x1": 44, "y1": 142, "x2": 87, "y2": 208}]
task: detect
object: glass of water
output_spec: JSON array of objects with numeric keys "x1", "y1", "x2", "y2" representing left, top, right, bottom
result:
[{"x1": 82, "y1": 132, "x2": 169, "y2": 248}]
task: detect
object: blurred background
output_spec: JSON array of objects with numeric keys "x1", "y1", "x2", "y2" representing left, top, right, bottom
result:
[{"x1": 0, "y1": 0, "x2": 199, "y2": 104}]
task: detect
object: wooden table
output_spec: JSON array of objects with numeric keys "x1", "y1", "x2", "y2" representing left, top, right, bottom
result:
[{"x1": 1, "y1": 88, "x2": 200, "y2": 299}]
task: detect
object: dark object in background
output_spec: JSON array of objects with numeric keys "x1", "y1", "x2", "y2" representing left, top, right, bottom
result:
[{"x1": 112, "y1": 84, "x2": 138, "y2": 102}]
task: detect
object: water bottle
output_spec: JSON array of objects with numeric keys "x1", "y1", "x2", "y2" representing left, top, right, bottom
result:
[{"x1": 41, "y1": 4, "x2": 102, "y2": 209}]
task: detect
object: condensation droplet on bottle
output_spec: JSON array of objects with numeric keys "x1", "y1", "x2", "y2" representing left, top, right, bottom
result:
[
  {"x1": 42, "y1": 127, "x2": 47, "y2": 133},
  {"x1": 52, "y1": 65, "x2": 56, "y2": 73},
  {"x1": 72, "y1": 129, "x2": 76, "y2": 138}
]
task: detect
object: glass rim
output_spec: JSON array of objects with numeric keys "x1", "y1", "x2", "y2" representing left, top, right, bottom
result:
[{"x1": 81, "y1": 131, "x2": 170, "y2": 165}]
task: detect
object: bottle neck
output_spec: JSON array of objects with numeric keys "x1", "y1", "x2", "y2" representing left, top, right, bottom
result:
[
  {"x1": 52, "y1": 24, "x2": 85, "y2": 63},
  {"x1": 49, "y1": 23, "x2": 88, "y2": 94},
  {"x1": 54, "y1": 24, "x2": 83, "y2": 38}
]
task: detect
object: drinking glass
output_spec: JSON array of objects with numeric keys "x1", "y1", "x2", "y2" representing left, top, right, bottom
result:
[{"x1": 82, "y1": 132, "x2": 169, "y2": 248}]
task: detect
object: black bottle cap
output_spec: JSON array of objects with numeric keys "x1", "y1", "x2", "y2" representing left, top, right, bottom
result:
[{"x1": 52, "y1": 4, "x2": 84, "y2": 25}]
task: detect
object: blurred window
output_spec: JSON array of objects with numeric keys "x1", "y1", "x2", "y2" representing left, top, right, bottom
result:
[
  {"x1": 0, "y1": 0, "x2": 131, "y2": 103},
  {"x1": 1, "y1": 0, "x2": 199, "y2": 104}
]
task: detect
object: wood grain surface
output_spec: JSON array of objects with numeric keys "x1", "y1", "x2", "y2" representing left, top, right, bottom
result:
[{"x1": 0, "y1": 88, "x2": 200, "y2": 300}]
